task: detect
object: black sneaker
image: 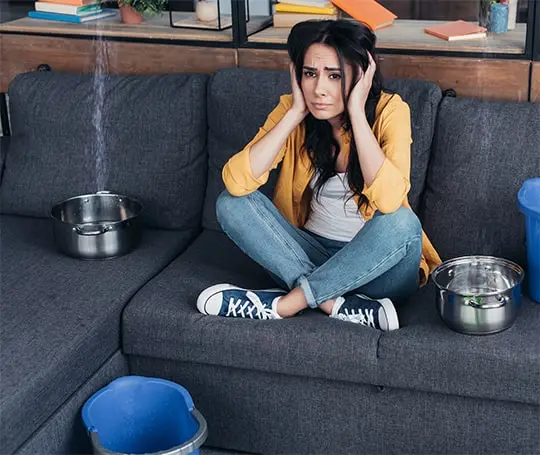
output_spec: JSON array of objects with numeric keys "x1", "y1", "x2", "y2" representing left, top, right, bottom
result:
[
  {"x1": 197, "y1": 284, "x2": 286, "y2": 320},
  {"x1": 330, "y1": 294, "x2": 399, "y2": 331}
]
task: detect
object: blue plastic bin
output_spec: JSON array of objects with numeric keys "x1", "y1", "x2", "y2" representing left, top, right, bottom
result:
[
  {"x1": 82, "y1": 376, "x2": 208, "y2": 455},
  {"x1": 518, "y1": 178, "x2": 540, "y2": 303}
]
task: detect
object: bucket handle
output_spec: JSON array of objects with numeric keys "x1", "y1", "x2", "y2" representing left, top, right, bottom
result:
[{"x1": 88, "y1": 408, "x2": 208, "y2": 455}]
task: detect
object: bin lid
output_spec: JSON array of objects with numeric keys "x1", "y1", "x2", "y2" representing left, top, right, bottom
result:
[{"x1": 518, "y1": 178, "x2": 540, "y2": 218}]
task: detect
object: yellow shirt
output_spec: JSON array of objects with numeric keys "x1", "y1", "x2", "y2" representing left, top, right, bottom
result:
[{"x1": 222, "y1": 92, "x2": 442, "y2": 286}]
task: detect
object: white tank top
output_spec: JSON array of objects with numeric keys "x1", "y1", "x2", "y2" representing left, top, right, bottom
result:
[{"x1": 304, "y1": 172, "x2": 366, "y2": 242}]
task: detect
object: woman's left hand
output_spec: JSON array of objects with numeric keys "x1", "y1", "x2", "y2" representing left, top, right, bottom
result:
[{"x1": 347, "y1": 53, "x2": 376, "y2": 117}]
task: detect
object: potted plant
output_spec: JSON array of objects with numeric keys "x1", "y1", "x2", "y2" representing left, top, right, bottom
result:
[{"x1": 115, "y1": 0, "x2": 168, "y2": 24}]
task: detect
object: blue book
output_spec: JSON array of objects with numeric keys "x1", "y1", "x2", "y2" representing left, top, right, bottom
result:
[{"x1": 28, "y1": 9, "x2": 117, "y2": 23}]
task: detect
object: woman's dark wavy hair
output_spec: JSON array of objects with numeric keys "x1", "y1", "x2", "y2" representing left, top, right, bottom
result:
[{"x1": 287, "y1": 19, "x2": 385, "y2": 209}]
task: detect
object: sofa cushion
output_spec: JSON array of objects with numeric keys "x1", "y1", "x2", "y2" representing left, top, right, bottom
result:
[
  {"x1": 122, "y1": 229, "x2": 382, "y2": 386},
  {"x1": 0, "y1": 215, "x2": 197, "y2": 453},
  {"x1": 422, "y1": 97, "x2": 540, "y2": 269},
  {"x1": 0, "y1": 72, "x2": 208, "y2": 230},
  {"x1": 203, "y1": 68, "x2": 442, "y2": 231},
  {"x1": 377, "y1": 281, "x2": 540, "y2": 406}
]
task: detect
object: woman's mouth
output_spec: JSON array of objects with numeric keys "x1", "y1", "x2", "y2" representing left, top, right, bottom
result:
[{"x1": 312, "y1": 102, "x2": 331, "y2": 110}]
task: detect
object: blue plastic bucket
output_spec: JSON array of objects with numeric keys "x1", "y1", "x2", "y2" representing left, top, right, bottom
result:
[
  {"x1": 82, "y1": 376, "x2": 208, "y2": 455},
  {"x1": 518, "y1": 178, "x2": 540, "y2": 303}
]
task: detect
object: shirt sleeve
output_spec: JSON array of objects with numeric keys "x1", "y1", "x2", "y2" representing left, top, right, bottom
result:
[
  {"x1": 222, "y1": 94, "x2": 294, "y2": 197},
  {"x1": 362, "y1": 96, "x2": 412, "y2": 213}
]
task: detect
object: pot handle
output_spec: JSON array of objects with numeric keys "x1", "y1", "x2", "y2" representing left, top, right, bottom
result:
[
  {"x1": 464, "y1": 295, "x2": 509, "y2": 309},
  {"x1": 74, "y1": 224, "x2": 111, "y2": 236}
]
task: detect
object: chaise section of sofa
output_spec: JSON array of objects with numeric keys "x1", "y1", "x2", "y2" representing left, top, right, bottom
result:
[
  {"x1": 122, "y1": 68, "x2": 446, "y2": 454},
  {"x1": 0, "y1": 72, "x2": 210, "y2": 453}
]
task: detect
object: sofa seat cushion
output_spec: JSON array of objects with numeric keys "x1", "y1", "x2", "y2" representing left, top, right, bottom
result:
[
  {"x1": 203, "y1": 68, "x2": 442, "y2": 231},
  {"x1": 422, "y1": 97, "x2": 540, "y2": 270},
  {"x1": 0, "y1": 215, "x2": 197, "y2": 453},
  {"x1": 378, "y1": 282, "x2": 540, "y2": 406},
  {"x1": 0, "y1": 72, "x2": 209, "y2": 230},
  {"x1": 122, "y1": 229, "x2": 383, "y2": 386}
]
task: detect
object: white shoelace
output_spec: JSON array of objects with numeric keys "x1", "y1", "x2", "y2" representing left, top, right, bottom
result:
[
  {"x1": 225, "y1": 291, "x2": 278, "y2": 320},
  {"x1": 336, "y1": 308, "x2": 376, "y2": 327}
]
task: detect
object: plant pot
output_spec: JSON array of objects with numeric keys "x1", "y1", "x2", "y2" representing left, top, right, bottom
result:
[{"x1": 119, "y1": 5, "x2": 143, "y2": 24}]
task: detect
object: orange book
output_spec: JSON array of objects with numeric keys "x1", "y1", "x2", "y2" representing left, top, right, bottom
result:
[
  {"x1": 424, "y1": 20, "x2": 487, "y2": 41},
  {"x1": 330, "y1": 0, "x2": 397, "y2": 31},
  {"x1": 38, "y1": 0, "x2": 97, "y2": 5}
]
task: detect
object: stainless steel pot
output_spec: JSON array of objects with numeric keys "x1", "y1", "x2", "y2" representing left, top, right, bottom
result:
[
  {"x1": 432, "y1": 255, "x2": 525, "y2": 335},
  {"x1": 50, "y1": 191, "x2": 143, "y2": 260}
]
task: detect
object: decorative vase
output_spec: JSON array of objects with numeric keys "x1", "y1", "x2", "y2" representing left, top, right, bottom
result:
[
  {"x1": 489, "y1": 3, "x2": 508, "y2": 33},
  {"x1": 119, "y1": 4, "x2": 144, "y2": 24},
  {"x1": 507, "y1": 0, "x2": 517, "y2": 29},
  {"x1": 478, "y1": 0, "x2": 491, "y2": 28}
]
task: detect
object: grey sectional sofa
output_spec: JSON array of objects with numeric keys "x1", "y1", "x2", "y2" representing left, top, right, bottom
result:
[{"x1": 0, "y1": 68, "x2": 538, "y2": 455}]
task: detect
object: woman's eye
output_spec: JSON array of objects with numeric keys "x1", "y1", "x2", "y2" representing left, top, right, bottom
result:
[
  {"x1": 303, "y1": 71, "x2": 315, "y2": 77},
  {"x1": 329, "y1": 73, "x2": 341, "y2": 80}
]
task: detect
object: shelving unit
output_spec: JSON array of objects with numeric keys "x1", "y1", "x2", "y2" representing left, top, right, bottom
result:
[
  {"x1": 0, "y1": 0, "x2": 538, "y2": 112},
  {"x1": 248, "y1": 20, "x2": 528, "y2": 55},
  {"x1": 0, "y1": 13, "x2": 233, "y2": 44}
]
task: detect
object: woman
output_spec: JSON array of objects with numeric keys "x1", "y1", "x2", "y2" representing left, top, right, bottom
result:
[{"x1": 197, "y1": 19, "x2": 441, "y2": 331}]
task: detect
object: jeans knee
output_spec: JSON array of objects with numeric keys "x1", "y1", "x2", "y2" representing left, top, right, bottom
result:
[
  {"x1": 382, "y1": 206, "x2": 422, "y2": 240},
  {"x1": 216, "y1": 190, "x2": 240, "y2": 229},
  {"x1": 216, "y1": 190, "x2": 259, "y2": 230}
]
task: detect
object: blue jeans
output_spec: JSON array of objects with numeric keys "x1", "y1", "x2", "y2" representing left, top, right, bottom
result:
[{"x1": 216, "y1": 190, "x2": 422, "y2": 308}]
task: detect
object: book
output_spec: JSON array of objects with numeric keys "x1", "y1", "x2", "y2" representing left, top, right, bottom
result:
[
  {"x1": 277, "y1": 0, "x2": 333, "y2": 6},
  {"x1": 274, "y1": 3, "x2": 338, "y2": 15},
  {"x1": 28, "y1": 9, "x2": 117, "y2": 23},
  {"x1": 36, "y1": 0, "x2": 98, "y2": 5},
  {"x1": 273, "y1": 12, "x2": 338, "y2": 27},
  {"x1": 424, "y1": 20, "x2": 487, "y2": 41},
  {"x1": 330, "y1": 0, "x2": 397, "y2": 31},
  {"x1": 35, "y1": 1, "x2": 102, "y2": 16}
]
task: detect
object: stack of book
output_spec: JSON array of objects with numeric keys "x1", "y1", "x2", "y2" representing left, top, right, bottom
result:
[
  {"x1": 28, "y1": 0, "x2": 117, "y2": 23},
  {"x1": 272, "y1": 0, "x2": 397, "y2": 31},
  {"x1": 272, "y1": 1, "x2": 339, "y2": 28}
]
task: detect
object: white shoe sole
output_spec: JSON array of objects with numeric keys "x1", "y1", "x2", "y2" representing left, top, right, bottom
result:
[
  {"x1": 197, "y1": 283, "x2": 286, "y2": 315},
  {"x1": 356, "y1": 294, "x2": 399, "y2": 331}
]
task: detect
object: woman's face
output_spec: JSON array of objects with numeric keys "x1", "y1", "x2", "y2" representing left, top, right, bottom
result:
[{"x1": 300, "y1": 43, "x2": 354, "y2": 125}]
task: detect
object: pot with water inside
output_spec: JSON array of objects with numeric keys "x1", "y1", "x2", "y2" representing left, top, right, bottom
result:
[
  {"x1": 50, "y1": 191, "x2": 143, "y2": 259},
  {"x1": 432, "y1": 255, "x2": 525, "y2": 335}
]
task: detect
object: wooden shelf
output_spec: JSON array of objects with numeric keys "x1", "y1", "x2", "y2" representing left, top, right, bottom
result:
[
  {"x1": 0, "y1": 12, "x2": 233, "y2": 42},
  {"x1": 249, "y1": 19, "x2": 527, "y2": 54}
]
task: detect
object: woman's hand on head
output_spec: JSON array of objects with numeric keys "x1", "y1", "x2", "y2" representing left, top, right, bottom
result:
[
  {"x1": 289, "y1": 63, "x2": 309, "y2": 120},
  {"x1": 347, "y1": 53, "x2": 377, "y2": 118}
]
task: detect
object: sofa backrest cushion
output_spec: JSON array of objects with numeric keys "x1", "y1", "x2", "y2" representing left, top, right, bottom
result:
[
  {"x1": 0, "y1": 136, "x2": 9, "y2": 186},
  {"x1": 0, "y1": 72, "x2": 209, "y2": 230},
  {"x1": 203, "y1": 68, "x2": 442, "y2": 231},
  {"x1": 422, "y1": 97, "x2": 540, "y2": 267}
]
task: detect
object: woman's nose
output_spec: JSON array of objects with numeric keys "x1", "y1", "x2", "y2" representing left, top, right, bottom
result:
[{"x1": 314, "y1": 77, "x2": 327, "y2": 96}]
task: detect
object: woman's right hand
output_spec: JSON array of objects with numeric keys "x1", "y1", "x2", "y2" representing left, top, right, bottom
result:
[{"x1": 289, "y1": 63, "x2": 308, "y2": 119}]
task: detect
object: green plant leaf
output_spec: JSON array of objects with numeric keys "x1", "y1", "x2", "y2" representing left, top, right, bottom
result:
[{"x1": 117, "y1": 0, "x2": 168, "y2": 17}]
